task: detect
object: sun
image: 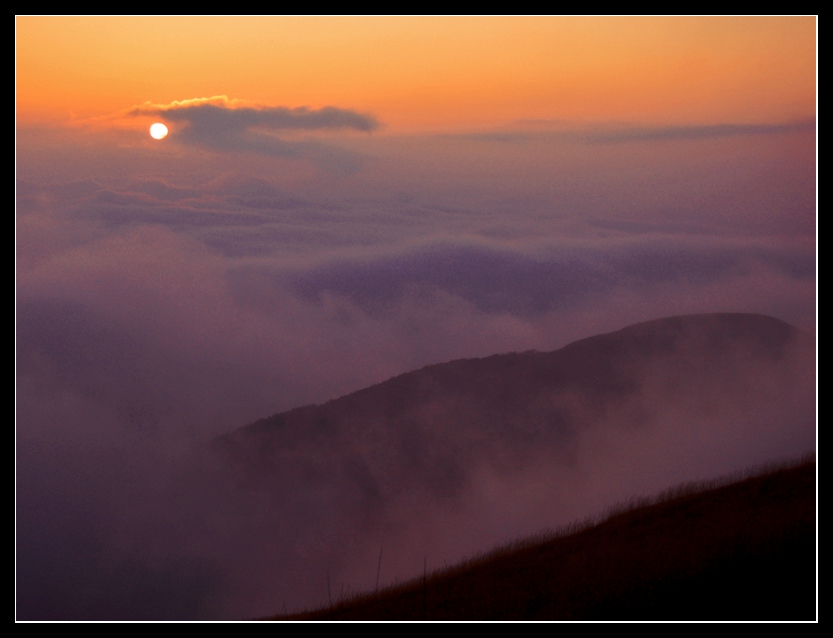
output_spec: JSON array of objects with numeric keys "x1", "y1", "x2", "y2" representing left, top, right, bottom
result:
[{"x1": 149, "y1": 123, "x2": 168, "y2": 140}]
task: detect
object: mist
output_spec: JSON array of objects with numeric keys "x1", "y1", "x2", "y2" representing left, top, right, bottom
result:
[{"x1": 16, "y1": 119, "x2": 815, "y2": 619}]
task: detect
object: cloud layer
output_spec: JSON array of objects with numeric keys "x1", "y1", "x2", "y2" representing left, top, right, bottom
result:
[{"x1": 16, "y1": 116, "x2": 815, "y2": 619}]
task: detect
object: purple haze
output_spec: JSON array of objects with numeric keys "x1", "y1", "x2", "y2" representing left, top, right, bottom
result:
[{"x1": 16, "y1": 117, "x2": 815, "y2": 619}]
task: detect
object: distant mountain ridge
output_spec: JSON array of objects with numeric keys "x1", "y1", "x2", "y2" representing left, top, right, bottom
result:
[
  {"x1": 223, "y1": 312, "x2": 810, "y2": 434},
  {"x1": 215, "y1": 312, "x2": 813, "y2": 500}
]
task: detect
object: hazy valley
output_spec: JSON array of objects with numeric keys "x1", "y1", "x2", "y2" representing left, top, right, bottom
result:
[{"x1": 210, "y1": 312, "x2": 814, "y2": 618}]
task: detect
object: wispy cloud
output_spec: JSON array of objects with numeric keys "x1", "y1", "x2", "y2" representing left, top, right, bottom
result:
[
  {"x1": 129, "y1": 96, "x2": 379, "y2": 167},
  {"x1": 454, "y1": 118, "x2": 816, "y2": 144},
  {"x1": 584, "y1": 119, "x2": 816, "y2": 143}
]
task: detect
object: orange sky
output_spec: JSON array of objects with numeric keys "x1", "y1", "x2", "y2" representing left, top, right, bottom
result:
[{"x1": 16, "y1": 16, "x2": 816, "y2": 132}]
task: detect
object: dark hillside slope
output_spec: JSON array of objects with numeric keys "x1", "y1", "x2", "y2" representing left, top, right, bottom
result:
[
  {"x1": 276, "y1": 459, "x2": 816, "y2": 620},
  {"x1": 216, "y1": 313, "x2": 813, "y2": 495}
]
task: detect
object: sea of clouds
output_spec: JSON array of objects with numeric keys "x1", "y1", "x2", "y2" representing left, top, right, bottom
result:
[{"x1": 16, "y1": 109, "x2": 815, "y2": 618}]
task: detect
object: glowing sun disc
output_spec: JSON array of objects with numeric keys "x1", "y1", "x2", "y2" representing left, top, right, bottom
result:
[{"x1": 149, "y1": 123, "x2": 168, "y2": 140}]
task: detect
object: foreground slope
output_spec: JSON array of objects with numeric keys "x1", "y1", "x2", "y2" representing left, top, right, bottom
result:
[{"x1": 274, "y1": 459, "x2": 816, "y2": 620}]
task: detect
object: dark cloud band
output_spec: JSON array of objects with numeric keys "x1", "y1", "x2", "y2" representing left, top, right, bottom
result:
[
  {"x1": 456, "y1": 118, "x2": 816, "y2": 144},
  {"x1": 131, "y1": 100, "x2": 379, "y2": 161}
]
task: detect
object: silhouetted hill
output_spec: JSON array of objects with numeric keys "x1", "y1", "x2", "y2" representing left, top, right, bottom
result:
[
  {"x1": 226, "y1": 313, "x2": 811, "y2": 433},
  {"x1": 271, "y1": 458, "x2": 815, "y2": 620},
  {"x1": 215, "y1": 313, "x2": 812, "y2": 488}
]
